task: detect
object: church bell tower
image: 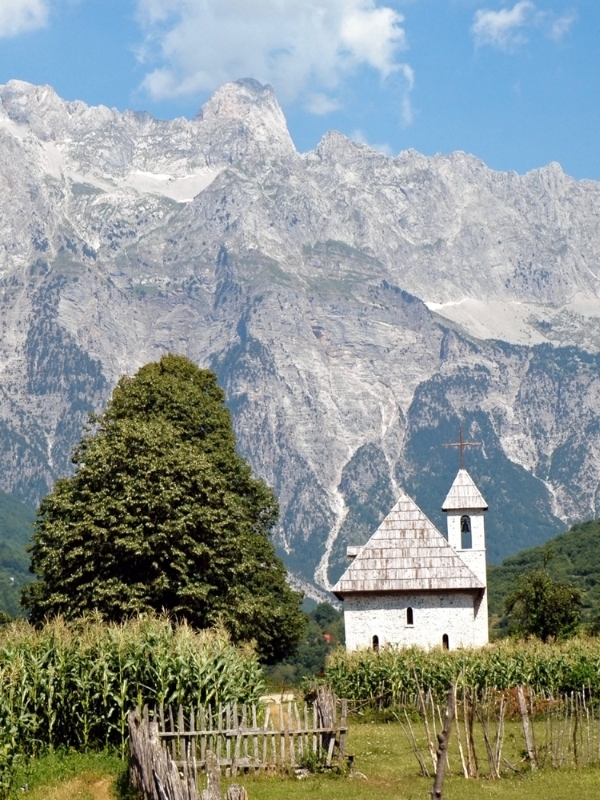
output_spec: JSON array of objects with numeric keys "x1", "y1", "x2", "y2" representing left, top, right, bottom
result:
[
  {"x1": 441, "y1": 431, "x2": 489, "y2": 646},
  {"x1": 442, "y1": 468, "x2": 488, "y2": 586}
]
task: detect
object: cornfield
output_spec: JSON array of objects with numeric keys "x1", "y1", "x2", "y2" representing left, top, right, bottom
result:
[
  {"x1": 325, "y1": 637, "x2": 600, "y2": 705},
  {"x1": 0, "y1": 614, "x2": 264, "y2": 779}
]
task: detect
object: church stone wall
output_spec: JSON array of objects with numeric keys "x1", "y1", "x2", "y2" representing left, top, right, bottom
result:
[{"x1": 344, "y1": 592, "x2": 484, "y2": 651}]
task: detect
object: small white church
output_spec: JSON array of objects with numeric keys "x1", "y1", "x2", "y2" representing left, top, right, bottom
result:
[{"x1": 332, "y1": 468, "x2": 489, "y2": 651}]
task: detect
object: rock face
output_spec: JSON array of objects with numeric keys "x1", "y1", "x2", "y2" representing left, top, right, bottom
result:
[{"x1": 1, "y1": 77, "x2": 600, "y2": 592}]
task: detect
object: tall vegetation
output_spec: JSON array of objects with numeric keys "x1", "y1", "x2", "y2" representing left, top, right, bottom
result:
[
  {"x1": 0, "y1": 615, "x2": 263, "y2": 762},
  {"x1": 324, "y1": 637, "x2": 600, "y2": 704},
  {"x1": 0, "y1": 491, "x2": 34, "y2": 617},
  {"x1": 269, "y1": 602, "x2": 345, "y2": 685},
  {"x1": 22, "y1": 355, "x2": 305, "y2": 663}
]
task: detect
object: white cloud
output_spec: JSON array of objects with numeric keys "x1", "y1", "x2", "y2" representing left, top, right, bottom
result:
[
  {"x1": 547, "y1": 10, "x2": 577, "y2": 41},
  {"x1": 472, "y1": 2, "x2": 577, "y2": 51},
  {"x1": 350, "y1": 128, "x2": 393, "y2": 156},
  {"x1": 0, "y1": 0, "x2": 49, "y2": 38},
  {"x1": 472, "y1": 1, "x2": 534, "y2": 50},
  {"x1": 305, "y1": 93, "x2": 341, "y2": 115},
  {"x1": 135, "y1": 0, "x2": 413, "y2": 110},
  {"x1": 340, "y1": 5, "x2": 406, "y2": 78}
]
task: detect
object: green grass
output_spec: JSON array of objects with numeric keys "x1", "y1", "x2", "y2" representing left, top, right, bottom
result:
[
  {"x1": 227, "y1": 721, "x2": 600, "y2": 800},
  {"x1": 8, "y1": 750, "x2": 134, "y2": 800},
  {"x1": 11, "y1": 721, "x2": 600, "y2": 800}
]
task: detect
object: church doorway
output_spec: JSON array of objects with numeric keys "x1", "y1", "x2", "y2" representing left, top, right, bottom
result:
[{"x1": 442, "y1": 634, "x2": 449, "y2": 650}]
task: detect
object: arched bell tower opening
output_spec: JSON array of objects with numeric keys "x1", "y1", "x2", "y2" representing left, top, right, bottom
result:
[{"x1": 461, "y1": 515, "x2": 472, "y2": 549}]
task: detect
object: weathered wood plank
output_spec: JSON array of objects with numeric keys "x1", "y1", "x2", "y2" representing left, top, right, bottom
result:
[
  {"x1": 288, "y1": 701, "x2": 295, "y2": 767},
  {"x1": 279, "y1": 702, "x2": 285, "y2": 765},
  {"x1": 169, "y1": 705, "x2": 176, "y2": 761},
  {"x1": 158, "y1": 726, "x2": 342, "y2": 738},
  {"x1": 199, "y1": 707, "x2": 206, "y2": 764},
  {"x1": 252, "y1": 705, "x2": 259, "y2": 772}
]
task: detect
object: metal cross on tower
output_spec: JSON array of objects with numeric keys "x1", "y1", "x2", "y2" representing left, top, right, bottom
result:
[{"x1": 442, "y1": 426, "x2": 482, "y2": 469}]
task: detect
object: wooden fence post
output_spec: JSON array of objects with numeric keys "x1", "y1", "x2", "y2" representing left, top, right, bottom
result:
[
  {"x1": 201, "y1": 751, "x2": 220, "y2": 800},
  {"x1": 430, "y1": 685, "x2": 456, "y2": 800},
  {"x1": 517, "y1": 685, "x2": 538, "y2": 770}
]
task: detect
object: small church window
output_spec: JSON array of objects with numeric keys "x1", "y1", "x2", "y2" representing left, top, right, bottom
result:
[
  {"x1": 461, "y1": 515, "x2": 472, "y2": 549},
  {"x1": 442, "y1": 634, "x2": 449, "y2": 650},
  {"x1": 372, "y1": 635, "x2": 379, "y2": 652},
  {"x1": 406, "y1": 607, "x2": 414, "y2": 626}
]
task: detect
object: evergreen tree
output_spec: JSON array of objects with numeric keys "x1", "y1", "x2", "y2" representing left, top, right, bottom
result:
[{"x1": 22, "y1": 355, "x2": 305, "y2": 663}]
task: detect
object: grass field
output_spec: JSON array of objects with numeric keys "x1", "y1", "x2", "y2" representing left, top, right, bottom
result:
[
  {"x1": 8, "y1": 752, "x2": 131, "y2": 800},
  {"x1": 12, "y1": 720, "x2": 600, "y2": 800},
  {"x1": 237, "y1": 720, "x2": 600, "y2": 800}
]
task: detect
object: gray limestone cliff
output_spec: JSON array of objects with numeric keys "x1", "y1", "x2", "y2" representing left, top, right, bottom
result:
[{"x1": 0, "y1": 77, "x2": 599, "y2": 593}]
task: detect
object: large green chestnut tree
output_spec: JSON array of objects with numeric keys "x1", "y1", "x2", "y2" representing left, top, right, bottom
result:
[{"x1": 22, "y1": 354, "x2": 305, "y2": 663}]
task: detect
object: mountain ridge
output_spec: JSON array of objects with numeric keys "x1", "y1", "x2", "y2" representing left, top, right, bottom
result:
[{"x1": 0, "y1": 78, "x2": 599, "y2": 593}]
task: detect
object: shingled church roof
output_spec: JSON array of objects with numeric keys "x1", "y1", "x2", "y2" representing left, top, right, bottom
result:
[
  {"x1": 332, "y1": 489, "x2": 483, "y2": 597},
  {"x1": 441, "y1": 469, "x2": 488, "y2": 511}
]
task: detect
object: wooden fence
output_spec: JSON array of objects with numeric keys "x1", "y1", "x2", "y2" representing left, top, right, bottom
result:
[
  {"x1": 129, "y1": 689, "x2": 348, "y2": 799},
  {"x1": 156, "y1": 692, "x2": 347, "y2": 775},
  {"x1": 401, "y1": 684, "x2": 600, "y2": 779}
]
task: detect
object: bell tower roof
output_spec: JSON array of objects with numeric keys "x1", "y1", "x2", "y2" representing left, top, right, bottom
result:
[{"x1": 442, "y1": 469, "x2": 488, "y2": 511}]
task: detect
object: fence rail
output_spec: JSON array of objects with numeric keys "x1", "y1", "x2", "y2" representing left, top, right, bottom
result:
[
  {"x1": 129, "y1": 688, "x2": 349, "y2": 798},
  {"x1": 155, "y1": 692, "x2": 347, "y2": 775}
]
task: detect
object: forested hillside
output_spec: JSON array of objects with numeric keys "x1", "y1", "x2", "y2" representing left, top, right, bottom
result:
[
  {"x1": 488, "y1": 517, "x2": 600, "y2": 634},
  {"x1": 0, "y1": 492, "x2": 35, "y2": 616}
]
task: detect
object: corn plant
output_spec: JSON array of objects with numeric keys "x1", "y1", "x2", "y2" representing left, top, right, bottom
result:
[
  {"x1": 324, "y1": 636, "x2": 600, "y2": 706},
  {"x1": 0, "y1": 613, "x2": 265, "y2": 795}
]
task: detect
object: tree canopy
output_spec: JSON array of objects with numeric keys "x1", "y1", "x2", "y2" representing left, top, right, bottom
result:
[
  {"x1": 22, "y1": 354, "x2": 305, "y2": 663},
  {"x1": 504, "y1": 569, "x2": 581, "y2": 642}
]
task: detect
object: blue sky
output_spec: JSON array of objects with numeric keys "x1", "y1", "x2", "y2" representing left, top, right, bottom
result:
[{"x1": 0, "y1": 0, "x2": 597, "y2": 180}]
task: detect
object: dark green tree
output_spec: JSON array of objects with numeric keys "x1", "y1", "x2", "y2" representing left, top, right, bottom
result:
[
  {"x1": 504, "y1": 569, "x2": 582, "y2": 642},
  {"x1": 268, "y1": 602, "x2": 345, "y2": 686},
  {"x1": 22, "y1": 354, "x2": 305, "y2": 663}
]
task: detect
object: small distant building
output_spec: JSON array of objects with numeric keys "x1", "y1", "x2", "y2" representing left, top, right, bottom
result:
[{"x1": 332, "y1": 469, "x2": 489, "y2": 651}]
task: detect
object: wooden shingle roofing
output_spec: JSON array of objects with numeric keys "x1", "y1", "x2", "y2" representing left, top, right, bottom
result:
[
  {"x1": 332, "y1": 489, "x2": 483, "y2": 597},
  {"x1": 441, "y1": 469, "x2": 488, "y2": 511}
]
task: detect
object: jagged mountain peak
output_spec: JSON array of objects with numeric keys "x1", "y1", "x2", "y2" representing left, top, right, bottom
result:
[
  {"x1": 0, "y1": 80, "x2": 67, "y2": 139},
  {"x1": 196, "y1": 78, "x2": 297, "y2": 163},
  {"x1": 197, "y1": 77, "x2": 277, "y2": 116},
  {"x1": 0, "y1": 80, "x2": 118, "y2": 140},
  {"x1": 310, "y1": 130, "x2": 393, "y2": 171}
]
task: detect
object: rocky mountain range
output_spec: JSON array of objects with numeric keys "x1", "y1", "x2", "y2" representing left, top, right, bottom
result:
[{"x1": 1, "y1": 76, "x2": 600, "y2": 595}]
